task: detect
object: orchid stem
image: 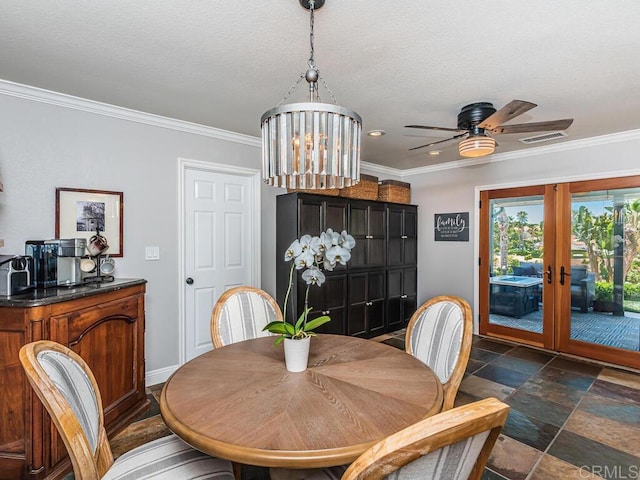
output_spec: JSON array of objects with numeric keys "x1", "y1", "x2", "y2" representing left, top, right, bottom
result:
[{"x1": 283, "y1": 262, "x2": 295, "y2": 323}]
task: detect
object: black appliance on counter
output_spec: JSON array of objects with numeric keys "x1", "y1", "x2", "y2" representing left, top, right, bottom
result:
[
  {"x1": 0, "y1": 255, "x2": 32, "y2": 296},
  {"x1": 25, "y1": 239, "x2": 87, "y2": 288}
]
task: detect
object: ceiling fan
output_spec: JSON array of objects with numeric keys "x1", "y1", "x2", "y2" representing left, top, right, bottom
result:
[{"x1": 405, "y1": 100, "x2": 573, "y2": 158}]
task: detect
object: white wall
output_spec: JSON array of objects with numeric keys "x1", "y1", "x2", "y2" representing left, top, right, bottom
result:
[
  {"x1": 0, "y1": 87, "x2": 281, "y2": 379},
  {"x1": 407, "y1": 132, "x2": 640, "y2": 325},
  {"x1": 3, "y1": 81, "x2": 639, "y2": 378}
]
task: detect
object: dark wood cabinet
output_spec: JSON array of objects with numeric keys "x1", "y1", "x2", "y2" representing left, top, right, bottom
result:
[
  {"x1": 387, "y1": 267, "x2": 418, "y2": 331},
  {"x1": 277, "y1": 193, "x2": 418, "y2": 338},
  {"x1": 0, "y1": 280, "x2": 148, "y2": 480},
  {"x1": 349, "y1": 201, "x2": 386, "y2": 268},
  {"x1": 388, "y1": 204, "x2": 417, "y2": 267},
  {"x1": 347, "y1": 270, "x2": 386, "y2": 337}
]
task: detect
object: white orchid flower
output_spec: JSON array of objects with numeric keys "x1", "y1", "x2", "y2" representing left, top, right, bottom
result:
[
  {"x1": 326, "y1": 245, "x2": 351, "y2": 265},
  {"x1": 319, "y1": 231, "x2": 333, "y2": 253},
  {"x1": 284, "y1": 239, "x2": 302, "y2": 262},
  {"x1": 309, "y1": 235, "x2": 323, "y2": 255},
  {"x1": 299, "y1": 234, "x2": 313, "y2": 251},
  {"x1": 329, "y1": 229, "x2": 341, "y2": 246},
  {"x1": 340, "y1": 231, "x2": 356, "y2": 250},
  {"x1": 294, "y1": 251, "x2": 315, "y2": 270},
  {"x1": 302, "y1": 266, "x2": 326, "y2": 286}
]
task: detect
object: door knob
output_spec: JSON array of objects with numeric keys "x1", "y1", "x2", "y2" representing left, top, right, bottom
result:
[
  {"x1": 559, "y1": 266, "x2": 570, "y2": 286},
  {"x1": 186, "y1": 277, "x2": 194, "y2": 285}
]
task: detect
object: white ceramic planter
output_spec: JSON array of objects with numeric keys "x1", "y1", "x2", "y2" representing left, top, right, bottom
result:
[{"x1": 284, "y1": 336, "x2": 311, "y2": 372}]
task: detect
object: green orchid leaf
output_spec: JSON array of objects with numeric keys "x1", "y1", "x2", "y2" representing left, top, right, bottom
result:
[
  {"x1": 295, "y1": 307, "x2": 313, "y2": 331},
  {"x1": 273, "y1": 336, "x2": 284, "y2": 346},
  {"x1": 263, "y1": 321, "x2": 292, "y2": 335},
  {"x1": 303, "y1": 315, "x2": 331, "y2": 332},
  {"x1": 283, "y1": 322, "x2": 296, "y2": 336}
]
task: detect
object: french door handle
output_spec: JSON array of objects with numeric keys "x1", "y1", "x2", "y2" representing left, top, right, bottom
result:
[
  {"x1": 560, "y1": 266, "x2": 571, "y2": 286},
  {"x1": 545, "y1": 266, "x2": 552, "y2": 284}
]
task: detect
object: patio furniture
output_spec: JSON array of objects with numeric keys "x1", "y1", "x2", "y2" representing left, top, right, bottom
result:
[
  {"x1": 490, "y1": 275, "x2": 542, "y2": 318},
  {"x1": 570, "y1": 266, "x2": 596, "y2": 313}
]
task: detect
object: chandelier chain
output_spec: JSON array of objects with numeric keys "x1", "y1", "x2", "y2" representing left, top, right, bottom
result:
[
  {"x1": 308, "y1": 1, "x2": 315, "y2": 69},
  {"x1": 278, "y1": 73, "x2": 305, "y2": 106}
]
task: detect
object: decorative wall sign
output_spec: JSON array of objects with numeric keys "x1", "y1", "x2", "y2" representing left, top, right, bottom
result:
[
  {"x1": 55, "y1": 188, "x2": 124, "y2": 256},
  {"x1": 434, "y1": 212, "x2": 469, "y2": 242}
]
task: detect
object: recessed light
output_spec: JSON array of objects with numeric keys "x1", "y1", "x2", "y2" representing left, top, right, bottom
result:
[
  {"x1": 367, "y1": 130, "x2": 386, "y2": 137},
  {"x1": 428, "y1": 150, "x2": 441, "y2": 156}
]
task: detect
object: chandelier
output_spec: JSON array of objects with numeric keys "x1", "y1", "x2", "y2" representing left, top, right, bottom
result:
[{"x1": 261, "y1": 0, "x2": 362, "y2": 189}]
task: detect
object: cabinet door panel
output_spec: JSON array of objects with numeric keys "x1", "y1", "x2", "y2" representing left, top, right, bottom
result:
[
  {"x1": 404, "y1": 267, "x2": 417, "y2": 296},
  {"x1": 387, "y1": 269, "x2": 403, "y2": 298},
  {"x1": 369, "y1": 300, "x2": 385, "y2": 334},
  {"x1": 368, "y1": 271, "x2": 386, "y2": 301},
  {"x1": 325, "y1": 275, "x2": 347, "y2": 309},
  {"x1": 348, "y1": 305, "x2": 366, "y2": 336},
  {"x1": 404, "y1": 238, "x2": 417, "y2": 265},
  {"x1": 387, "y1": 298, "x2": 403, "y2": 330},
  {"x1": 369, "y1": 239, "x2": 386, "y2": 267},
  {"x1": 325, "y1": 200, "x2": 347, "y2": 232},
  {"x1": 405, "y1": 210, "x2": 417, "y2": 238},
  {"x1": 299, "y1": 199, "x2": 322, "y2": 235},
  {"x1": 349, "y1": 206, "x2": 367, "y2": 236},
  {"x1": 369, "y1": 208, "x2": 386, "y2": 236},
  {"x1": 348, "y1": 274, "x2": 367, "y2": 304}
]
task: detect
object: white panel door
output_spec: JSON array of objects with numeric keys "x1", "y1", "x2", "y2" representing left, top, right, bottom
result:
[{"x1": 183, "y1": 166, "x2": 257, "y2": 361}]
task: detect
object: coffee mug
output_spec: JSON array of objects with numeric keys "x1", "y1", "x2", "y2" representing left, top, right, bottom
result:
[
  {"x1": 100, "y1": 256, "x2": 115, "y2": 275},
  {"x1": 87, "y1": 232, "x2": 109, "y2": 257},
  {"x1": 80, "y1": 258, "x2": 96, "y2": 273}
]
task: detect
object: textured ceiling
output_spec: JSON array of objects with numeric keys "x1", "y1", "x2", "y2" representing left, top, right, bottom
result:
[{"x1": 1, "y1": 1, "x2": 639, "y2": 169}]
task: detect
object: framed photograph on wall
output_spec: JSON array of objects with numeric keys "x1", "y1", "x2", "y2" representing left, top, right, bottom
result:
[{"x1": 55, "y1": 188, "x2": 124, "y2": 257}]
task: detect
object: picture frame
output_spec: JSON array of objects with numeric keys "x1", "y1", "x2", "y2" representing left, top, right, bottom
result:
[{"x1": 55, "y1": 188, "x2": 124, "y2": 257}]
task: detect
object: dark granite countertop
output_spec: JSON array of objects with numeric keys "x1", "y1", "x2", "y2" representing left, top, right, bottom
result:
[{"x1": 0, "y1": 278, "x2": 147, "y2": 307}]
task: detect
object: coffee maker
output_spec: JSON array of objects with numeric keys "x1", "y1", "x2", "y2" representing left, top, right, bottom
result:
[{"x1": 25, "y1": 239, "x2": 87, "y2": 288}]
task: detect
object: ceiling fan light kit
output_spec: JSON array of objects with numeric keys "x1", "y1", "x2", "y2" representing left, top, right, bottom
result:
[
  {"x1": 459, "y1": 135, "x2": 496, "y2": 157},
  {"x1": 406, "y1": 99, "x2": 573, "y2": 159},
  {"x1": 260, "y1": 0, "x2": 362, "y2": 189}
]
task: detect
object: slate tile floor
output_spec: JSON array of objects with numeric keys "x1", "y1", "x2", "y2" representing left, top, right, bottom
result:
[{"x1": 65, "y1": 332, "x2": 640, "y2": 480}]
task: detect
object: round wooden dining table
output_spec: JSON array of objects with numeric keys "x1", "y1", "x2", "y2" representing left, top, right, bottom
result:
[{"x1": 160, "y1": 334, "x2": 443, "y2": 469}]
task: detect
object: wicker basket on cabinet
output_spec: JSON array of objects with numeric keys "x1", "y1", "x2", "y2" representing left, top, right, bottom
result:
[
  {"x1": 339, "y1": 174, "x2": 379, "y2": 200},
  {"x1": 377, "y1": 180, "x2": 411, "y2": 204}
]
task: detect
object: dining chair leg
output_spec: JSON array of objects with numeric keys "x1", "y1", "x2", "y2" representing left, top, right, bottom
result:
[{"x1": 233, "y1": 462, "x2": 242, "y2": 480}]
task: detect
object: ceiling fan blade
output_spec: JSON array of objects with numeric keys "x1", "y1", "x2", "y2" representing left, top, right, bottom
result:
[
  {"x1": 478, "y1": 100, "x2": 537, "y2": 130},
  {"x1": 491, "y1": 119, "x2": 574, "y2": 135},
  {"x1": 405, "y1": 125, "x2": 464, "y2": 133},
  {"x1": 408, "y1": 133, "x2": 467, "y2": 151}
]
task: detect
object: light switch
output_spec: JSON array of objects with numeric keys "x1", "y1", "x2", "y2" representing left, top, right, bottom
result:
[{"x1": 145, "y1": 246, "x2": 160, "y2": 261}]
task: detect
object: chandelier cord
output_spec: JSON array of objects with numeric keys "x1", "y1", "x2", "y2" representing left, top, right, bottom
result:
[{"x1": 276, "y1": 0, "x2": 340, "y2": 106}]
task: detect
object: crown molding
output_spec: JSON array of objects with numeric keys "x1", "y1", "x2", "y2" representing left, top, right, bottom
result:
[
  {"x1": 3, "y1": 79, "x2": 639, "y2": 175},
  {"x1": 0, "y1": 79, "x2": 261, "y2": 148},
  {"x1": 400, "y1": 129, "x2": 640, "y2": 177}
]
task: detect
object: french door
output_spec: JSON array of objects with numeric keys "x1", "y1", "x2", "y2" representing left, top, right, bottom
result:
[{"x1": 479, "y1": 175, "x2": 640, "y2": 369}]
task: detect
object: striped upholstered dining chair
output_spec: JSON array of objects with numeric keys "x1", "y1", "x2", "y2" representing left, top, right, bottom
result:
[
  {"x1": 19, "y1": 340, "x2": 234, "y2": 480},
  {"x1": 405, "y1": 295, "x2": 473, "y2": 411},
  {"x1": 210, "y1": 285, "x2": 283, "y2": 348},
  {"x1": 275, "y1": 398, "x2": 509, "y2": 480}
]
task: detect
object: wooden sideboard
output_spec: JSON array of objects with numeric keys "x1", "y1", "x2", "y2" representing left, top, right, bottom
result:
[{"x1": 0, "y1": 279, "x2": 148, "y2": 480}]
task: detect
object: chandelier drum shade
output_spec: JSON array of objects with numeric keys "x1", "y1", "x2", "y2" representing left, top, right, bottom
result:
[
  {"x1": 261, "y1": 103, "x2": 361, "y2": 189},
  {"x1": 261, "y1": 0, "x2": 362, "y2": 189}
]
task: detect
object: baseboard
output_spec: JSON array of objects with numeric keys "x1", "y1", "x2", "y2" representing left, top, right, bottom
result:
[{"x1": 146, "y1": 364, "x2": 179, "y2": 387}]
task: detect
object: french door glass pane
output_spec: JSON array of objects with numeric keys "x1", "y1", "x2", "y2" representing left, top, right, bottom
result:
[
  {"x1": 570, "y1": 188, "x2": 640, "y2": 351},
  {"x1": 488, "y1": 195, "x2": 544, "y2": 334}
]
